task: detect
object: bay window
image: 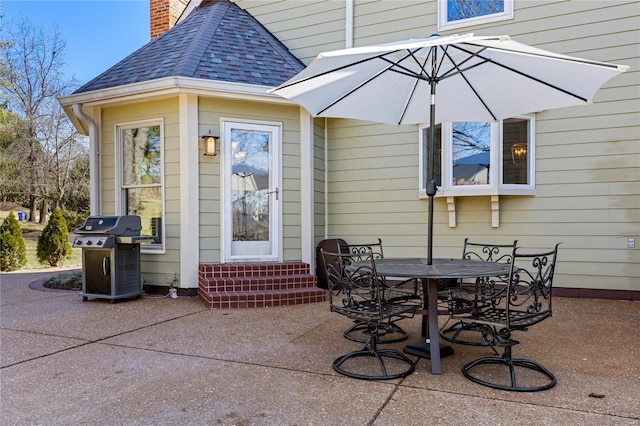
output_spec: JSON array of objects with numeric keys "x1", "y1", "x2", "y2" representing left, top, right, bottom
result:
[{"x1": 420, "y1": 115, "x2": 535, "y2": 198}]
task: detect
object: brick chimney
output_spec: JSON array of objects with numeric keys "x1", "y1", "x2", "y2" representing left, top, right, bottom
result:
[{"x1": 150, "y1": 0, "x2": 189, "y2": 40}]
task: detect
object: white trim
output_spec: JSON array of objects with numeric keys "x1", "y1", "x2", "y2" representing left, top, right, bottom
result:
[
  {"x1": 179, "y1": 94, "x2": 199, "y2": 288},
  {"x1": 300, "y1": 110, "x2": 314, "y2": 266},
  {"x1": 60, "y1": 77, "x2": 292, "y2": 109},
  {"x1": 419, "y1": 115, "x2": 536, "y2": 199},
  {"x1": 72, "y1": 104, "x2": 101, "y2": 215},
  {"x1": 221, "y1": 119, "x2": 281, "y2": 262},
  {"x1": 61, "y1": 78, "x2": 300, "y2": 137},
  {"x1": 115, "y1": 118, "x2": 166, "y2": 254},
  {"x1": 177, "y1": 0, "x2": 201, "y2": 25},
  {"x1": 437, "y1": 0, "x2": 514, "y2": 32}
]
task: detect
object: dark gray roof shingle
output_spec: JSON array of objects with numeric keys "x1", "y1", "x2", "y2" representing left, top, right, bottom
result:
[{"x1": 74, "y1": 0, "x2": 304, "y2": 94}]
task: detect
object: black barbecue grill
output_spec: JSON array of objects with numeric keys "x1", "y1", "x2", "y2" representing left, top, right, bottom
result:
[{"x1": 73, "y1": 215, "x2": 151, "y2": 302}]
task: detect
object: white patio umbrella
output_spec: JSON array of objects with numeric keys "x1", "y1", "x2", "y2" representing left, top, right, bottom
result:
[{"x1": 272, "y1": 33, "x2": 628, "y2": 263}]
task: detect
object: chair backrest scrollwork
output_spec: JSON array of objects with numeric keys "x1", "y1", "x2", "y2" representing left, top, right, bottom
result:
[
  {"x1": 462, "y1": 238, "x2": 518, "y2": 263},
  {"x1": 504, "y1": 243, "x2": 560, "y2": 329},
  {"x1": 320, "y1": 248, "x2": 387, "y2": 322}
]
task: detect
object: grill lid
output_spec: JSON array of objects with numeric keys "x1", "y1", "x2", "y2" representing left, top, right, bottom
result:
[{"x1": 76, "y1": 215, "x2": 142, "y2": 236}]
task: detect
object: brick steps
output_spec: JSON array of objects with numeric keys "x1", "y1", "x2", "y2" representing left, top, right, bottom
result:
[{"x1": 198, "y1": 262, "x2": 326, "y2": 308}]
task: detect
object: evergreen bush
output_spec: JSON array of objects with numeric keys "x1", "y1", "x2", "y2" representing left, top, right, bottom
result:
[
  {"x1": 61, "y1": 209, "x2": 86, "y2": 233},
  {"x1": 37, "y1": 208, "x2": 72, "y2": 267},
  {"x1": 0, "y1": 212, "x2": 27, "y2": 271}
]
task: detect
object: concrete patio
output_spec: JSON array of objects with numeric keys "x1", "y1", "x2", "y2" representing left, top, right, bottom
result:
[{"x1": 1, "y1": 269, "x2": 638, "y2": 425}]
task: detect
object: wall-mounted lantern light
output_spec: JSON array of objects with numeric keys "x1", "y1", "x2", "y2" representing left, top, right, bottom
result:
[{"x1": 202, "y1": 132, "x2": 219, "y2": 156}]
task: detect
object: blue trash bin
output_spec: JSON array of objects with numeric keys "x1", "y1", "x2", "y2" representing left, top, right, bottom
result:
[{"x1": 17, "y1": 212, "x2": 26, "y2": 221}]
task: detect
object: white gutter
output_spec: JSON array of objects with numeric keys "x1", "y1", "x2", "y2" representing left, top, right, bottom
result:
[
  {"x1": 72, "y1": 104, "x2": 100, "y2": 215},
  {"x1": 60, "y1": 77, "x2": 292, "y2": 109}
]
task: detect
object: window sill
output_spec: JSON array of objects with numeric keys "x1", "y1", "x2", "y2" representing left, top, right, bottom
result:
[{"x1": 141, "y1": 245, "x2": 166, "y2": 255}]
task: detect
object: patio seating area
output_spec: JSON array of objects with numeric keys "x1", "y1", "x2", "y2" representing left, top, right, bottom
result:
[{"x1": 1, "y1": 270, "x2": 639, "y2": 425}]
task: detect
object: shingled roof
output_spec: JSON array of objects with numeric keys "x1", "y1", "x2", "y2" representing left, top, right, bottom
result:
[{"x1": 74, "y1": 0, "x2": 304, "y2": 94}]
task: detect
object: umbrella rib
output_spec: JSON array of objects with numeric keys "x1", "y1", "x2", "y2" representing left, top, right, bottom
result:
[
  {"x1": 455, "y1": 43, "x2": 589, "y2": 103},
  {"x1": 316, "y1": 59, "x2": 399, "y2": 116},
  {"x1": 274, "y1": 49, "x2": 417, "y2": 92},
  {"x1": 440, "y1": 46, "x2": 499, "y2": 121},
  {"x1": 317, "y1": 49, "x2": 428, "y2": 118},
  {"x1": 394, "y1": 49, "x2": 433, "y2": 124}
]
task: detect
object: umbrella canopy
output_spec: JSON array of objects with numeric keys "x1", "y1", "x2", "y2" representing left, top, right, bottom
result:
[
  {"x1": 272, "y1": 33, "x2": 628, "y2": 126},
  {"x1": 271, "y1": 33, "x2": 628, "y2": 262}
]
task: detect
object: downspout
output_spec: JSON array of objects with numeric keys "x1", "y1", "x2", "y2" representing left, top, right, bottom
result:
[
  {"x1": 324, "y1": 118, "x2": 329, "y2": 239},
  {"x1": 72, "y1": 104, "x2": 100, "y2": 215},
  {"x1": 345, "y1": 0, "x2": 354, "y2": 48}
]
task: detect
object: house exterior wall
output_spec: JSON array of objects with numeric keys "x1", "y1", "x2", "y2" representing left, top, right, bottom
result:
[
  {"x1": 101, "y1": 98, "x2": 181, "y2": 287},
  {"x1": 313, "y1": 118, "x2": 328, "y2": 240},
  {"x1": 198, "y1": 97, "x2": 305, "y2": 264},
  {"x1": 235, "y1": 0, "x2": 639, "y2": 295}
]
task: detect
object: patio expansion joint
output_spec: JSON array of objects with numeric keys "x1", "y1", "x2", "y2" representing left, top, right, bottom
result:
[
  {"x1": 396, "y1": 373, "x2": 640, "y2": 423},
  {"x1": 0, "y1": 307, "x2": 210, "y2": 370},
  {"x1": 93, "y1": 341, "x2": 353, "y2": 381}
]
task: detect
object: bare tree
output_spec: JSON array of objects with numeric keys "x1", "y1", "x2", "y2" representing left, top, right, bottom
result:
[
  {"x1": 39, "y1": 101, "x2": 88, "y2": 210},
  {"x1": 0, "y1": 17, "x2": 75, "y2": 222},
  {"x1": 0, "y1": 108, "x2": 30, "y2": 203}
]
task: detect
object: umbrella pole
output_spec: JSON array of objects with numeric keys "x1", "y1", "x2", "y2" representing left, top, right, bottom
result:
[{"x1": 426, "y1": 61, "x2": 437, "y2": 265}]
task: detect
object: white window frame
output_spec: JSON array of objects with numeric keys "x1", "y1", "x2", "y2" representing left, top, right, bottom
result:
[
  {"x1": 419, "y1": 115, "x2": 535, "y2": 198},
  {"x1": 115, "y1": 118, "x2": 165, "y2": 254},
  {"x1": 438, "y1": 0, "x2": 514, "y2": 32},
  {"x1": 221, "y1": 119, "x2": 281, "y2": 263}
]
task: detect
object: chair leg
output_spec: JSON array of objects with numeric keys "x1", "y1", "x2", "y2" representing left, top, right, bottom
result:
[
  {"x1": 344, "y1": 320, "x2": 409, "y2": 344},
  {"x1": 440, "y1": 321, "x2": 499, "y2": 353},
  {"x1": 333, "y1": 326, "x2": 415, "y2": 381},
  {"x1": 461, "y1": 346, "x2": 556, "y2": 392}
]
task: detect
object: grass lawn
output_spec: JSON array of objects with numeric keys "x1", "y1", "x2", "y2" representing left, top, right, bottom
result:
[{"x1": 1, "y1": 210, "x2": 82, "y2": 271}]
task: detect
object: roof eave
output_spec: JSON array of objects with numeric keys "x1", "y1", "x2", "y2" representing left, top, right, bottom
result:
[{"x1": 60, "y1": 77, "x2": 299, "y2": 133}]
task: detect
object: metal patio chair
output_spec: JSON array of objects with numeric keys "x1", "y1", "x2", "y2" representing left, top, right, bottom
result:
[
  {"x1": 439, "y1": 239, "x2": 518, "y2": 347},
  {"x1": 455, "y1": 244, "x2": 560, "y2": 391},
  {"x1": 320, "y1": 247, "x2": 420, "y2": 380},
  {"x1": 316, "y1": 238, "x2": 419, "y2": 344}
]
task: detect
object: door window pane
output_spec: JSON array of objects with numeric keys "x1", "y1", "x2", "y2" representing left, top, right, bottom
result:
[{"x1": 231, "y1": 129, "x2": 270, "y2": 242}]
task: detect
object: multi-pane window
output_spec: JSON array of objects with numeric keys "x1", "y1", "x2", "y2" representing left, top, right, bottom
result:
[
  {"x1": 438, "y1": 0, "x2": 514, "y2": 31},
  {"x1": 420, "y1": 115, "x2": 534, "y2": 196},
  {"x1": 117, "y1": 120, "x2": 164, "y2": 250}
]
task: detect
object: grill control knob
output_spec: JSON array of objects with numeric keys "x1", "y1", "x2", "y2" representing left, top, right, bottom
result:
[
  {"x1": 97, "y1": 240, "x2": 103, "y2": 246},
  {"x1": 86, "y1": 240, "x2": 92, "y2": 246}
]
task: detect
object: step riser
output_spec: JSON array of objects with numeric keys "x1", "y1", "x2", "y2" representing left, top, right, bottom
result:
[
  {"x1": 198, "y1": 262, "x2": 326, "y2": 309},
  {"x1": 200, "y1": 276, "x2": 318, "y2": 292},
  {"x1": 198, "y1": 288, "x2": 326, "y2": 309},
  {"x1": 199, "y1": 262, "x2": 311, "y2": 279}
]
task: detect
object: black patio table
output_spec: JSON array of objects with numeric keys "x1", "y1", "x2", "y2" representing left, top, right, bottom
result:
[{"x1": 351, "y1": 257, "x2": 511, "y2": 375}]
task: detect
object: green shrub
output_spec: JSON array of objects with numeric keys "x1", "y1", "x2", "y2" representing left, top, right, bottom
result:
[
  {"x1": 0, "y1": 212, "x2": 27, "y2": 271},
  {"x1": 43, "y1": 271, "x2": 82, "y2": 290},
  {"x1": 37, "y1": 208, "x2": 72, "y2": 267},
  {"x1": 61, "y1": 210, "x2": 86, "y2": 233}
]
